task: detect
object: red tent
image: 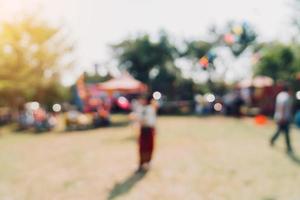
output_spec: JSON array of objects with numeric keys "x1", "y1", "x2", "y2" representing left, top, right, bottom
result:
[
  {"x1": 237, "y1": 76, "x2": 279, "y2": 115},
  {"x1": 97, "y1": 74, "x2": 148, "y2": 94}
]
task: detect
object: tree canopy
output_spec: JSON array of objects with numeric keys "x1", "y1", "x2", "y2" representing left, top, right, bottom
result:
[
  {"x1": 255, "y1": 43, "x2": 300, "y2": 82},
  {"x1": 0, "y1": 16, "x2": 73, "y2": 108},
  {"x1": 112, "y1": 32, "x2": 183, "y2": 99}
]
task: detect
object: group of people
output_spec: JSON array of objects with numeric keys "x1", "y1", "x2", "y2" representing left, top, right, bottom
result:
[
  {"x1": 18, "y1": 107, "x2": 57, "y2": 132},
  {"x1": 65, "y1": 97, "x2": 111, "y2": 130}
]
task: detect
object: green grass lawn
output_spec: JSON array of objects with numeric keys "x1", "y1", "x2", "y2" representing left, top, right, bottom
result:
[{"x1": 0, "y1": 115, "x2": 300, "y2": 200}]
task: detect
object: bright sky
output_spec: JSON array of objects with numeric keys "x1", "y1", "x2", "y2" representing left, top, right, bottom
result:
[{"x1": 0, "y1": 0, "x2": 296, "y2": 84}]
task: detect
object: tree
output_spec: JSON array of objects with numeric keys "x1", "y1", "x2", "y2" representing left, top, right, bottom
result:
[
  {"x1": 111, "y1": 25, "x2": 256, "y2": 98},
  {"x1": 183, "y1": 40, "x2": 212, "y2": 60},
  {"x1": 0, "y1": 16, "x2": 73, "y2": 108},
  {"x1": 112, "y1": 32, "x2": 182, "y2": 99},
  {"x1": 209, "y1": 21, "x2": 256, "y2": 57},
  {"x1": 183, "y1": 21, "x2": 257, "y2": 88},
  {"x1": 254, "y1": 43, "x2": 299, "y2": 82}
]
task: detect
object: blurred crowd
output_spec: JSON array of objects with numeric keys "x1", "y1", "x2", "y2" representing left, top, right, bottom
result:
[{"x1": 0, "y1": 86, "x2": 299, "y2": 133}]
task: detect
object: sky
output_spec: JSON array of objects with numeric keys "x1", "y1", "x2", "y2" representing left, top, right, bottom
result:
[{"x1": 0, "y1": 0, "x2": 296, "y2": 84}]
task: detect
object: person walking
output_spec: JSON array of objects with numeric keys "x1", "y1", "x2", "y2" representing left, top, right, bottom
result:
[{"x1": 270, "y1": 85, "x2": 294, "y2": 153}]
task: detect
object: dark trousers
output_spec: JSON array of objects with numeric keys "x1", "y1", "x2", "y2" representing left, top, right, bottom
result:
[
  {"x1": 139, "y1": 127, "x2": 155, "y2": 166},
  {"x1": 271, "y1": 122, "x2": 292, "y2": 152}
]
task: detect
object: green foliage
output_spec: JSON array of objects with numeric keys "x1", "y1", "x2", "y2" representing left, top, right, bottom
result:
[
  {"x1": 112, "y1": 30, "x2": 235, "y2": 99},
  {"x1": 111, "y1": 31, "x2": 220, "y2": 99},
  {"x1": 183, "y1": 40, "x2": 212, "y2": 60},
  {"x1": 209, "y1": 21, "x2": 257, "y2": 57},
  {"x1": 112, "y1": 32, "x2": 182, "y2": 99},
  {"x1": 0, "y1": 16, "x2": 73, "y2": 107},
  {"x1": 255, "y1": 43, "x2": 300, "y2": 82},
  {"x1": 112, "y1": 32, "x2": 178, "y2": 84},
  {"x1": 34, "y1": 82, "x2": 71, "y2": 109}
]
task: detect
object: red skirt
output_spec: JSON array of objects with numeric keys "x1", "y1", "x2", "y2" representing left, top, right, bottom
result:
[{"x1": 139, "y1": 127, "x2": 155, "y2": 165}]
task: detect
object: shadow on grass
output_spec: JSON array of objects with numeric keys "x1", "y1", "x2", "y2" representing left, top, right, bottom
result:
[
  {"x1": 107, "y1": 170, "x2": 148, "y2": 200},
  {"x1": 287, "y1": 152, "x2": 300, "y2": 165},
  {"x1": 108, "y1": 121, "x2": 130, "y2": 128},
  {"x1": 121, "y1": 135, "x2": 136, "y2": 142},
  {"x1": 60, "y1": 121, "x2": 130, "y2": 134}
]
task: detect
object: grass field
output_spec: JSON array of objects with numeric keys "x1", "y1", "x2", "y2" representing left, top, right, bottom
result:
[{"x1": 0, "y1": 115, "x2": 300, "y2": 200}]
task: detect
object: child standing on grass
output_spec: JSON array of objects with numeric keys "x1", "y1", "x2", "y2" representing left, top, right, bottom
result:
[{"x1": 131, "y1": 94, "x2": 158, "y2": 172}]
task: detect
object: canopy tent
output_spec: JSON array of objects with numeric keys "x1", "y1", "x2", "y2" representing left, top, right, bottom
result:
[
  {"x1": 238, "y1": 76, "x2": 274, "y2": 88},
  {"x1": 73, "y1": 73, "x2": 147, "y2": 113},
  {"x1": 237, "y1": 76, "x2": 278, "y2": 115},
  {"x1": 97, "y1": 74, "x2": 148, "y2": 94}
]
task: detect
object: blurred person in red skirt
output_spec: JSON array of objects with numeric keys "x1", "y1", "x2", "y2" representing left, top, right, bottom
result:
[{"x1": 131, "y1": 94, "x2": 158, "y2": 172}]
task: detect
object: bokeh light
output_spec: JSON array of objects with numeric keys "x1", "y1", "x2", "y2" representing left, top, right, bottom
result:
[
  {"x1": 52, "y1": 104, "x2": 62, "y2": 112},
  {"x1": 205, "y1": 93, "x2": 216, "y2": 103},
  {"x1": 117, "y1": 96, "x2": 130, "y2": 110},
  {"x1": 30, "y1": 102, "x2": 40, "y2": 111},
  {"x1": 153, "y1": 91, "x2": 162, "y2": 100},
  {"x1": 214, "y1": 103, "x2": 223, "y2": 112},
  {"x1": 296, "y1": 91, "x2": 300, "y2": 100},
  {"x1": 118, "y1": 96, "x2": 128, "y2": 105}
]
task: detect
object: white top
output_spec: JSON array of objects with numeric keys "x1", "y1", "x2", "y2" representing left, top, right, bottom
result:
[
  {"x1": 274, "y1": 91, "x2": 293, "y2": 122},
  {"x1": 131, "y1": 100, "x2": 143, "y2": 114},
  {"x1": 139, "y1": 105, "x2": 157, "y2": 127}
]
